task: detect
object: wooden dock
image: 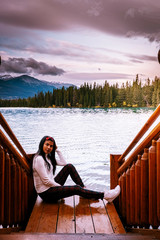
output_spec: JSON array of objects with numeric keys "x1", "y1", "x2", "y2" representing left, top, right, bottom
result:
[
  {"x1": 25, "y1": 195, "x2": 125, "y2": 234},
  {"x1": 1, "y1": 108, "x2": 160, "y2": 240},
  {"x1": 2, "y1": 195, "x2": 158, "y2": 240}
]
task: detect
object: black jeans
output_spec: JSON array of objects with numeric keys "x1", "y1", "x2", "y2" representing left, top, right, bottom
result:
[{"x1": 39, "y1": 164, "x2": 104, "y2": 202}]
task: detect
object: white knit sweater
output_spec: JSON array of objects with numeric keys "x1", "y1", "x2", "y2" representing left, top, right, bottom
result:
[{"x1": 32, "y1": 149, "x2": 67, "y2": 193}]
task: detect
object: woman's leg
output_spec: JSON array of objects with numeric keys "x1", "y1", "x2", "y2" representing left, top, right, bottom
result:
[
  {"x1": 54, "y1": 163, "x2": 85, "y2": 187},
  {"x1": 39, "y1": 185, "x2": 104, "y2": 202}
]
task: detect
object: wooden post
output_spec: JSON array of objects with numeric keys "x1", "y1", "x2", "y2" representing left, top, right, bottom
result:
[
  {"x1": 130, "y1": 163, "x2": 135, "y2": 225},
  {"x1": 0, "y1": 146, "x2": 5, "y2": 225},
  {"x1": 4, "y1": 151, "x2": 11, "y2": 228},
  {"x1": 118, "y1": 175, "x2": 123, "y2": 217},
  {"x1": 10, "y1": 155, "x2": 16, "y2": 226},
  {"x1": 21, "y1": 170, "x2": 25, "y2": 223},
  {"x1": 110, "y1": 154, "x2": 122, "y2": 189},
  {"x1": 24, "y1": 172, "x2": 29, "y2": 223},
  {"x1": 27, "y1": 171, "x2": 37, "y2": 217},
  {"x1": 121, "y1": 172, "x2": 126, "y2": 222},
  {"x1": 21, "y1": 170, "x2": 29, "y2": 225},
  {"x1": 149, "y1": 140, "x2": 158, "y2": 228},
  {"x1": 157, "y1": 136, "x2": 160, "y2": 222},
  {"x1": 16, "y1": 163, "x2": 22, "y2": 224},
  {"x1": 141, "y1": 148, "x2": 149, "y2": 227},
  {"x1": 126, "y1": 168, "x2": 130, "y2": 226},
  {"x1": 135, "y1": 155, "x2": 141, "y2": 226},
  {"x1": 110, "y1": 154, "x2": 123, "y2": 211},
  {"x1": 11, "y1": 156, "x2": 18, "y2": 225}
]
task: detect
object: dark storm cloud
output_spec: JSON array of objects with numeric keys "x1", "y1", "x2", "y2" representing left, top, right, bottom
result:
[
  {"x1": 0, "y1": 0, "x2": 160, "y2": 42},
  {"x1": 0, "y1": 58, "x2": 65, "y2": 75}
]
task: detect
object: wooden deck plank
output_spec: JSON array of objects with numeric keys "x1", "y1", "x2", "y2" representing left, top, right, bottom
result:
[
  {"x1": 36, "y1": 201, "x2": 59, "y2": 233},
  {"x1": 89, "y1": 199, "x2": 113, "y2": 234},
  {"x1": 25, "y1": 196, "x2": 44, "y2": 232},
  {"x1": 25, "y1": 195, "x2": 125, "y2": 235},
  {"x1": 75, "y1": 196, "x2": 94, "y2": 233},
  {"x1": 56, "y1": 196, "x2": 75, "y2": 233},
  {"x1": 105, "y1": 201, "x2": 126, "y2": 234}
]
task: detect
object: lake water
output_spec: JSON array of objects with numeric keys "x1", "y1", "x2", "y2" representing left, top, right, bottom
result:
[{"x1": 0, "y1": 107, "x2": 158, "y2": 192}]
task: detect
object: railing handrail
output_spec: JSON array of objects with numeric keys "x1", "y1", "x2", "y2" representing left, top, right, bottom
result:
[
  {"x1": 118, "y1": 104, "x2": 160, "y2": 163},
  {"x1": 0, "y1": 112, "x2": 29, "y2": 160},
  {"x1": 0, "y1": 129, "x2": 30, "y2": 173},
  {"x1": 117, "y1": 121, "x2": 160, "y2": 175}
]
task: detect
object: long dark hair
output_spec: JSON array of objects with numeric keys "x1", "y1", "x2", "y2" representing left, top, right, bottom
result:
[{"x1": 36, "y1": 135, "x2": 57, "y2": 174}]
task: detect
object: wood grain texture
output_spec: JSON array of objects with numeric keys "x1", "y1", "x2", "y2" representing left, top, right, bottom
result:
[
  {"x1": 56, "y1": 196, "x2": 75, "y2": 233},
  {"x1": 25, "y1": 196, "x2": 44, "y2": 232},
  {"x1": 25, "y1": 195, "x2": 125, "y2": 234},
  {"x1": 105, "y1": 202, "x2": 126, "y2": 234},
  {"x1": 89, "y1": 199, "x2": 113, "y2": 234},
  {"x1": 75, "y1": 195, "x2": 94, "y2": 233},
  {"x1": 0, "y1": 146, "x2": 5, "y2": 224},
  {"x1": 157, "y1": 137, "x2": 160, "y2": 222},
  {"x1": 37, "y1": 201, "x2": 59, "y2": 233}
]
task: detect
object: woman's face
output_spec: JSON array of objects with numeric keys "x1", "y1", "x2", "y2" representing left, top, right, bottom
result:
[{"x1": 43, "y1": 140, "x2": 54, "y2": 155}]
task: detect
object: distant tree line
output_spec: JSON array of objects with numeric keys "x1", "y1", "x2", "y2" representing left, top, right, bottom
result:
[{"x1": 0, "y1": 75, "x2": 159, "y2": 108}]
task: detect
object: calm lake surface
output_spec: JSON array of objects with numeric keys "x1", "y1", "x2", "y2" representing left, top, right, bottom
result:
[{"x1": 0, "y1": 107, "x2": 158, "y2": 191}]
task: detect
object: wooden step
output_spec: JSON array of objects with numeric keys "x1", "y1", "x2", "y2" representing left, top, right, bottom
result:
[
  {"x1": 25, "y1": 195, "x2": 125, "y2": 234},
  {"x1": 0, "y1": 233, "x2": 158, "y2": 240}
]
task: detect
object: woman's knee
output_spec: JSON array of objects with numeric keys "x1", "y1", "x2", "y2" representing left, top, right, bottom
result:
[{"x1": 65, "y1": 163, "x2": 75, "y2": 170}]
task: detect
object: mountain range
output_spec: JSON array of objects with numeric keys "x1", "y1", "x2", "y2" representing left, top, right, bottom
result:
[{"x1": 0, "y1": 75, "x2": 74, "y2": 99}]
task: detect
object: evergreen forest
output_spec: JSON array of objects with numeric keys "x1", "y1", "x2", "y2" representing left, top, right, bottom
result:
[{"x1": 0, "y1": 75, "x2": 160, "y2": 108}]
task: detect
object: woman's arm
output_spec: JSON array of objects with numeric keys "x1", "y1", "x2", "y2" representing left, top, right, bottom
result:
[
  {"x1": 34, "y1": 156, "x2": 60, "y2": 187},
  {"x1": 55, "y1": 149, "x2": 67, "y2": 166}
]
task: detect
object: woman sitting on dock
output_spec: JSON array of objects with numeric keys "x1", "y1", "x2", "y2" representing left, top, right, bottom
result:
[{"x1": 32, "y1": 136, "x2": 120, "y2": 203}]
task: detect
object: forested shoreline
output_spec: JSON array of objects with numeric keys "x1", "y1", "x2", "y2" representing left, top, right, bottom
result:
[{"x1": 0, "y1": 75, "x2": 160, "y2": 108}]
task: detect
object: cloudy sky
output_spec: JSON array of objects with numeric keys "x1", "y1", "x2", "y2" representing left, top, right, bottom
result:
[{"x1": 0, "y1": 0, "x2": 160, "y2": 86}]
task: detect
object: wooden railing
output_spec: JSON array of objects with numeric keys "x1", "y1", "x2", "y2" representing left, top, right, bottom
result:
[
  {"x1": 118, "y1": 105, "x2": 160, "y2": 164},
  {"x1": 110, "y1": 105, "x2": 160, "y2": 230},
  {"x1": 0, "y1": 112, "x2": 37, "y2": 233}
]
